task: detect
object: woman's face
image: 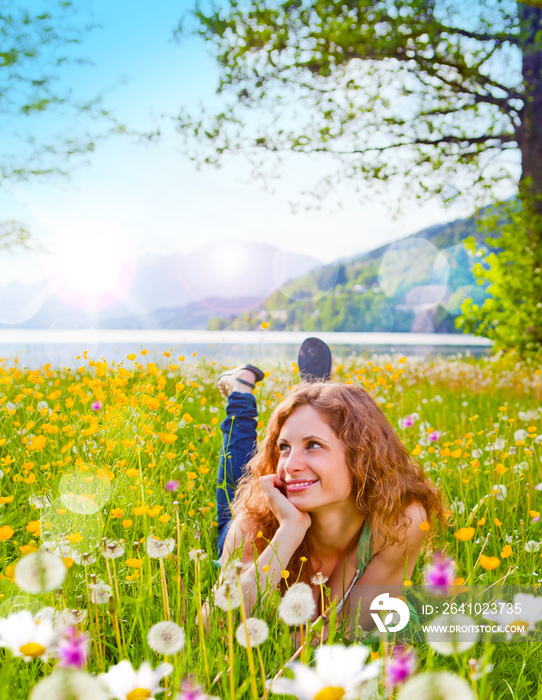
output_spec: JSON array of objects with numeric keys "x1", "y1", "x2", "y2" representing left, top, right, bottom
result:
[{"x1": 276, "y1": 404, "x2": 355, "y2": 513}]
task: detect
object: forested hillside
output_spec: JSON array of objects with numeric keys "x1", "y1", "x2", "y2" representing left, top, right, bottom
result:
[{"x1": 207, "y1": 212, "x2": 494, "y2": 333}]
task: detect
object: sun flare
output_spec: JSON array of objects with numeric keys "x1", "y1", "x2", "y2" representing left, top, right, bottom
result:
[{"x1": 47, "y1": 224, "x2": 135, "y2": 309}]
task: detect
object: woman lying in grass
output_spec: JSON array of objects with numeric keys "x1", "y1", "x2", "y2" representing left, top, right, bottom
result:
[{"x1": 214, "y1": 360, "x2": 446, "y2": 635}]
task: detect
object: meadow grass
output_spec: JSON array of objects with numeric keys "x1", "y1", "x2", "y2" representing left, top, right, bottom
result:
[{"x1": 0, "y1": 349, "x2": 542, "y2": 698}]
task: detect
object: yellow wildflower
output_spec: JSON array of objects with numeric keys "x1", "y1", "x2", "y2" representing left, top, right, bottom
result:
[
  {"x1": 454, "y1": 527, "x2": 475, "y2": 541},
  {"x1": 0, "y1": 525, "x2": 14, "y2": 541},
  {"x1": 480, "y1": 555, "x2": 500, "y2": 570}
]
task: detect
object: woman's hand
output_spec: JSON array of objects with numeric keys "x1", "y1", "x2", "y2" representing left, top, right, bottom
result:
[{"x1": 259, "y1": 474, "x2": 312, "y2": 531}]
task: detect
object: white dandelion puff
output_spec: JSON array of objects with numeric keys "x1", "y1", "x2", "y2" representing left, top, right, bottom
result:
[
  {"x1": 147, "y1": 620, "x2": 185, "y2": 655},
  {"x1": 278, "y1": 583, "x2": 316, "y2": 626},
  {"x1": 188, "y1": 549, "x2": 208, "y2": 562},
  {"x1": 88, "y1": 581, "x2": 112, "y2": 605},
  {"x1": 235, "y1": 618, "x2": 269, "y2": 648},
  {"x1": 146, "y1": 535, "x2": 175, "y2": 559},
  {"x1": 15, "y1": 550, "x2": 66, "y2": 594},
  {"x1": 214, "y1": 583, "x2": 241, "y2": 611},
  {"x1": 425, "y1": 614, "x2": 479, "y2": 655},
  {"x1": 397, "y1": 671, "x2": 475, "y2": 700},
  {"x1": 101, "y1": 540, "x2": 125, "y2": 559}
]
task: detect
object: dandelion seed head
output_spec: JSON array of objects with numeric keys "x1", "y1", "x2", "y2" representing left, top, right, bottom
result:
[
  {"x1": 397, "y1": 671, "x2": 475, "y2": 700},
  {"x1": 146, "y1": 535, "x2": 175, "y2": 559},
  {"x1": 147, "y1": 620, "x2": 185, "y2": 655},
  {"x1": 101, "y1": 539, "x2": 125, "y2": 559},
  {"x1": 235, "y1": 617, "x2": 269, "y2": 647},
  {"x1": 188, "y1": 549, "x2": 208, "y2": 562},
  {"x1": 88, "y1": 580, "x2": 112, "y2": 605},
  {"x1": 214, "y1": 583, "x2": 241, "y2": 611},
  {"x1": 278, "y1": 583, "x2": 316, "y2": 625},
  {"x1": 15, "y1": 550, "x2": 66, "y2": 594},
  {"x1": 311, "y1": 572, "x2": 329, "y2": 586}
]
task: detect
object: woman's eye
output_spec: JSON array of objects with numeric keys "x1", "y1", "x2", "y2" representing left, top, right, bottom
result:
[
  {"x1": 308, "y1": 441, "x2": 321, "y2": 449},
  {"x1": 278, "y1": 443, "x2": 289, "y2": 452}
]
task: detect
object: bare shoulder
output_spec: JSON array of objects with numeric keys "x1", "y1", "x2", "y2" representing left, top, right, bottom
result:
[
  {"x1": 220, "y1": 512, "x2": 259, "y2": 570},
  {"x1": 360, "y1": 501, "x2": 428, "y2": 585}
]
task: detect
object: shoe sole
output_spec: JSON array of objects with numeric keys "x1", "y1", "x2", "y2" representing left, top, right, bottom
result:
[{"x1": 298, "y1": 338, "x2": 332, "y2": 382}]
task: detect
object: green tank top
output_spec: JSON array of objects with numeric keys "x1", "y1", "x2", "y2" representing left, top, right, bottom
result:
[{"x1": 356, "y1": 522, "x2": 373, "y2": 576}]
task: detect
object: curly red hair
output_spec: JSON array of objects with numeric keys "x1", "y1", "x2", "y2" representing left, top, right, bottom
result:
[{"x1": 231, "y1": 382, "x2": 446, "y2": 584}]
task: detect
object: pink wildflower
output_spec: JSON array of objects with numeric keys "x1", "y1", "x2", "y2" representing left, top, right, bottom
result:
[
  {"x1": 423, "y1": 552, "x2": 456, "y2": 595},
  {"x1": 57, "y1": 627, "x2": 89, "y2": 669},
  {"x1": 386, "y1": 645, "x2": 417, "y2": 690}
]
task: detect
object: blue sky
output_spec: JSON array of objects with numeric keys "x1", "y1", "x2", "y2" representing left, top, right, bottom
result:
[{"x1": 2, "y1": 0, "x2": 491, "y2": 293}]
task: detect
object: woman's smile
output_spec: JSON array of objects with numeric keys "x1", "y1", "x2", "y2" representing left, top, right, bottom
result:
[{"x1": 285, "y1": 479, "x2": 318, "y2": 493}]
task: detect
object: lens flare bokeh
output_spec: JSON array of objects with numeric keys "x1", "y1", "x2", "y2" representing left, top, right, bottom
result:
[{"x1": 47, "y1": 224, "x2": 135, "y2": 310}]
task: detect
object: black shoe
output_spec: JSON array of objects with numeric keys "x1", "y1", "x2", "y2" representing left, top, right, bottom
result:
[
  {"x1": 218, "y1": 364, "x2": 265, "y2": 397},
  {"x1": 298, "y1": 338, "x2": 332, "y2": 382}
]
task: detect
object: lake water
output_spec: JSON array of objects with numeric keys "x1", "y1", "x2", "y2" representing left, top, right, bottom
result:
[{"x1": 0, "y1": 329, "x2": 491, "y2": 368}]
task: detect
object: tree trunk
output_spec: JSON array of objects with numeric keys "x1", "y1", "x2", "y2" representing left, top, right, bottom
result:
[{"x1": 518, "y1": 5, "x2": 542, "y2": 200}]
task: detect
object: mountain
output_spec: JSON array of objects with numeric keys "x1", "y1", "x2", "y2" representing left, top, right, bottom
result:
[
  {"x1": 206, "y1": 212, "x2": 494, "y2": 334},
  {"x1": 1, "y1": 243, "x2": 321, "y2": 329}
]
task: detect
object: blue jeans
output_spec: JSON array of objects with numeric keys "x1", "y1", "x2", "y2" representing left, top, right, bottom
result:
[{"x1": 216, "y1": 392, "x2": 258, "y2": 558}]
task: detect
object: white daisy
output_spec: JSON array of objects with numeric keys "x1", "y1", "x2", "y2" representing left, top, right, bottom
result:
[
  {"x1": 14, "y1": 550, "x2": 66, "y2": 594},
  {"x1": 100, "y1": 659, "x2": 173, "y2": 700},
  {"x1": 278, "y1": 583, "x2": 316, "y2": 626},
  {"x1": 235, "y1": 618, "x2": 269, "y2": 647},
  {"x1": 483, "y1": 593, "x2": 542, "y2": 639},
  {"x1": 29, "y1": 669, "x2": 108, "y2": 700},
  {"x1": 425, "y1": 614, "x2": 479, "y2": 655},
  {"x1": 147, "y1": 621, "x2": 185, "y2": 655},
  {"x1": 397, "y1": 671, "x2": 474, "y2": 700},
  {"x1": 0, "y1": 609, "x2": 60, "y2": 661},
  {"x1": 146, "y1": 536, "x2": 175, "y2": 559},
  {"x1": 270, "y1": 644, "x2": 381, "y2": 700}
]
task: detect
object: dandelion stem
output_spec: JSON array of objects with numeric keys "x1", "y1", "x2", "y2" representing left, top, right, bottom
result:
[
  {"x1": 174, "y1": 503, "x2": 185, "y2": 625},
  {"x1": 226, "y1": 603, "x2": 236, "y2": 700},
  {"x1": 84, "y1": 567, "x2": 101, "y2": 665},
  {"x1": 159, "y1": 557, "x2": 171, "y2": 621},
  {"x1": 237, "y1": 577, "x2": 259, "y2": 700},
  {"x1": 111, "y1": 558, "x2": 126, "y2": 651},
  {"x1": 256, "y1": 647, "x2": 268, "y2": 700},
  {"x1": 195, "y1": 559, "x2": 211, "y2": 686}
]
